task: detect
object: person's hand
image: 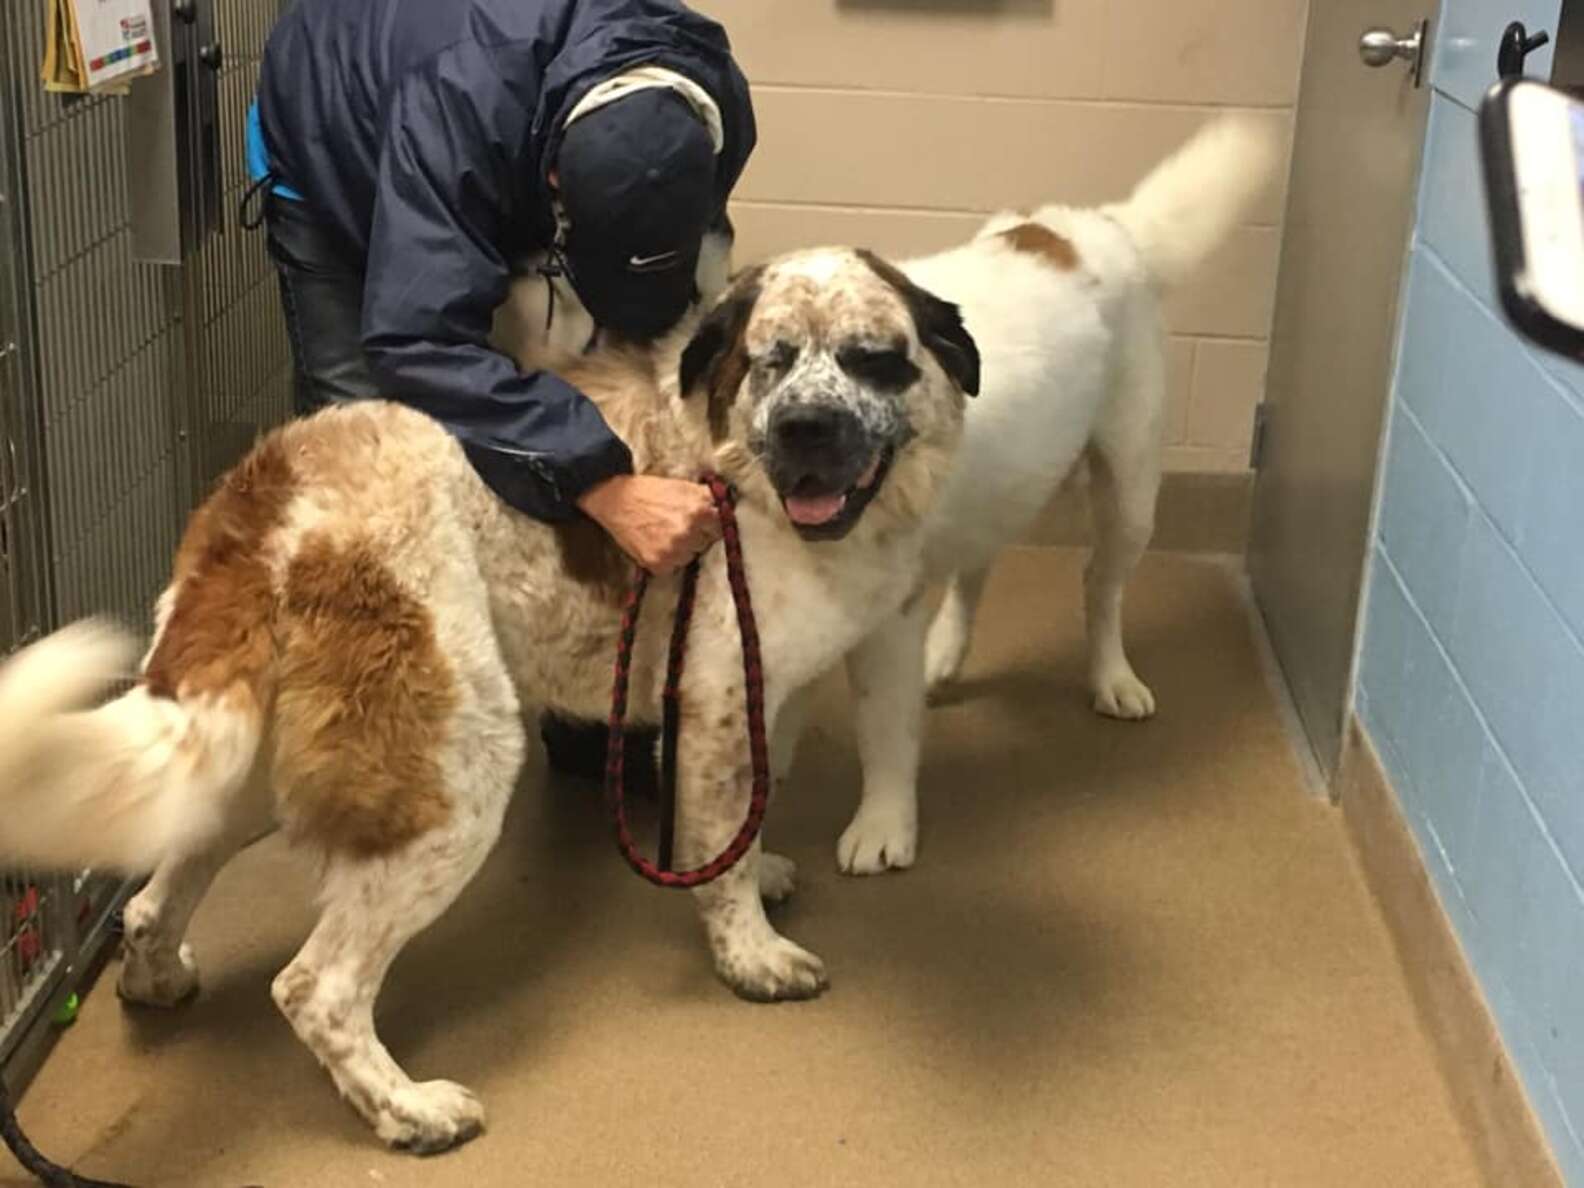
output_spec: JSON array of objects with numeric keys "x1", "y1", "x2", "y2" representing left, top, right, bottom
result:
[{"x1": 577, "y1": 475, "x2": 720, "y2": 575}]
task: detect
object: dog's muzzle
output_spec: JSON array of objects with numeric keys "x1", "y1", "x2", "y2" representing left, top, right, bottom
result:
[{"x1": 765, "y1": 404, "x2": 894, "y2": 542}]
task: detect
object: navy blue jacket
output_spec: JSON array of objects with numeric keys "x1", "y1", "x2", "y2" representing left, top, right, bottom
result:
[{"x1": 257, "y1": 0, "x2": 756, "y2": 521}]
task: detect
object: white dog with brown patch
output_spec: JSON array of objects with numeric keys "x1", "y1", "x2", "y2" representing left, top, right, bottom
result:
[
  {"x1": 827, "y1": 116, "x2": 1284, "y2": 874},
  {"x1": 0, "y1": 248, "x2": 978, "y2": 1151}
]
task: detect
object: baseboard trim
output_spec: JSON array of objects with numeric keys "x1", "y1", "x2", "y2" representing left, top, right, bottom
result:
[
  {"x1": 1022, "y1": 470, "x2": 1253, "y2": 555},
  {"x1": 1337, "y1": 717, "x2": 1563, "y2": 1188}
]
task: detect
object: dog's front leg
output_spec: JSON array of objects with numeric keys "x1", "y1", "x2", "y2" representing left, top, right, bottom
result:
[
  {"x1": 680, "y1": 707, "x2": 828, "y2": 1002},
  {"x1": 838, "y1": 593, "x2": 932, "y2": 875}
]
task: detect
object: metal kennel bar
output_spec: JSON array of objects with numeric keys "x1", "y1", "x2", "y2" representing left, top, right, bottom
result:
[{"x1": 0, "y1": 0, "x2": 293, "y2": 1094}]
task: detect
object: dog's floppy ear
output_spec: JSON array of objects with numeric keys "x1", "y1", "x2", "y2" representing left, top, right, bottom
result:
[
  {"x1": 855, "y1": 249, "x2": 980, "y2": 397},
  {"x1": 679, "y1": 264, "x2": 766, "y2": 439}
]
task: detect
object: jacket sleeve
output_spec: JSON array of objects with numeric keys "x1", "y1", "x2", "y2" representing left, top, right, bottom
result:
[{"x1": 360, "y1": 52, "x2": 632, "y2": 523}]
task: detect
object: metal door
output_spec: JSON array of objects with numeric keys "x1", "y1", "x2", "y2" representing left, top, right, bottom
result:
[{"x1": 1249, "y1": 2, "x2": 1440, "y2": 781}]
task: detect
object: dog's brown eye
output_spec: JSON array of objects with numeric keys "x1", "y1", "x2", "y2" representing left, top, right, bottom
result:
[
  {"x1": 761, "y1": 341, "x2": 798, "y2": 372},
  {"x1": 838, "y1": 342, "x2": 920, "y2": 391}
]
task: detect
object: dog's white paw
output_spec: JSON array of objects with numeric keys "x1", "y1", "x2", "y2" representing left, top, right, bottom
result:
[
  {"x1": 117, "y1": 941, "x2": 199, "y2": 1007},
  {"x1": 759, "y1": 851, "x2": 798, "y2": 904},
  {"x1": 1092, "y1": 668, "x2": 1157, "y2": 720},
  {"x1": 715, "y1": 933, "x2": 829, "y2": 1002},
  {"x1": 837, "y1": 805, "x2": 917, "y2": 875},
  {"x1": 376, "y1": 1079, "x2": 486, "y2": 1154}
]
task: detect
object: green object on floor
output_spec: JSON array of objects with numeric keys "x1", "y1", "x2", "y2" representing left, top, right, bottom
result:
[{"x1": 51, "y1": 992, "x2": 79, "y2": 1027}]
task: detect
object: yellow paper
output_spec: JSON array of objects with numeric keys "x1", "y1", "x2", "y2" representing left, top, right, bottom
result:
[{"x1": 40, "y1": 0, "x2": 82, "y2": 93}]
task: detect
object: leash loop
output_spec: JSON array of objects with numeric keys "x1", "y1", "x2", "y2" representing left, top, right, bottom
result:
[{"x1": 606, "y1": 473, "x2": 771, "y2": 888}]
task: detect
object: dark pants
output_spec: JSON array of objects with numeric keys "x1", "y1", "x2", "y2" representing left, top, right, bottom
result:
[
  {"x1": 262, "y1": 194, "x2": 380, "y2": 416},
  {"x1": 263, "y1": 195, "x2": 655, "y2": 791}
]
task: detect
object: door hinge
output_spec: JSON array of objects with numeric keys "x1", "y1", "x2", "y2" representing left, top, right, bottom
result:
[{"x1": 1249, "y1": 402, "x2": 1270, "y2": 469}]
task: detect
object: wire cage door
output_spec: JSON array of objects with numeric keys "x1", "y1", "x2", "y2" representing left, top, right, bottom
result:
[{"x1": 0, "y1": 0, "x2": 293, "y2": 1093}]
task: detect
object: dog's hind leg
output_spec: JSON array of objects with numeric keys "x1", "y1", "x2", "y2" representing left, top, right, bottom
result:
[
  {"x1": 770, "y1": 683, "x2": 812, "y2": 792},
  {"x1": 838, "y1": 593, "x2": 932, "y2": 875},
  {"x1": 759, "y1": 685, "x2": 813, "y2": 905},
  {"x1": 1084, "y1": 310, "x2": 1165, "y2": 721},
  {"x1": 260, "y1": 531, "x2": 528, "y2": 1150},
  {"x1": 119, "y1": 778, "x2": 275, "y2": 1008},
  {"x1": 269, "y1": 740, "x2": 518, "y2": 1152},
  {"x1": 924, "y1": 566, "x2": 989, "y2": 696},
  {"x1": 268, "y1": 601, "x2": 525, "y2": 1152}
]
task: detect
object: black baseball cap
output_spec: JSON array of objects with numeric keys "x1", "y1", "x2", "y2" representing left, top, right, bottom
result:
[{"x1": 555, "y1": 87, "x2": 717, "y2": 340}]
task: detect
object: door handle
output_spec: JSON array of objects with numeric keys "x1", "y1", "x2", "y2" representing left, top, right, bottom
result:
[
  {"x1": 1359, "y1": 19, "x2": 1429, "y2": 87},
  {"x1": 1497, "y1": 21, "x2": 1549, "y2": 79}
]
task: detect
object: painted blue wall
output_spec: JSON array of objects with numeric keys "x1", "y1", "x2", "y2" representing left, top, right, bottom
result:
[{"x1": 1356, "y1": 0, "x2": 1584, "y2": 1179}]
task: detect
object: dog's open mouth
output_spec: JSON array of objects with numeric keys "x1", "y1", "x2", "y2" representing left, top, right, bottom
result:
[{"x1": 780, "y1": 448, "x2": 894, "y2": 541}]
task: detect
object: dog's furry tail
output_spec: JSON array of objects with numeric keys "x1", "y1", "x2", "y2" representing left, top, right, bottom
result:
[
  {"x1": 1108, "y1": 116, "x2": 1284, "y2": 291},
  {"x1": 0, "y1": 619, "x2": 260, "y2": 873}
]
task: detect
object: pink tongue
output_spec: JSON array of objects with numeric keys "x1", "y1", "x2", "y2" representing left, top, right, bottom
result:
[{"x1": 785, "y1": 492, "x2": 848, "y2": 526}]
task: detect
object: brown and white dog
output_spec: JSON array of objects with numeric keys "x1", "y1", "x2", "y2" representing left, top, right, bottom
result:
[{"x1": 0, "y1": 247, "x2": 978, "y2": 1151}]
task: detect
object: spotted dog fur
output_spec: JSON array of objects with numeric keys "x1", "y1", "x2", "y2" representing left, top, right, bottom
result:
[{"x1": 0, "y1": 246, "x2": 976, "y2": 1153}]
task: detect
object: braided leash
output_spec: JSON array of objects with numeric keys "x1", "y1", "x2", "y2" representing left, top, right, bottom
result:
[
  {"x1": 606, "y1": 473, "x2": 771, "y2": 888},
  {"x1": 1, "y1": 1075, "x2": 131, "y2": 1188}
]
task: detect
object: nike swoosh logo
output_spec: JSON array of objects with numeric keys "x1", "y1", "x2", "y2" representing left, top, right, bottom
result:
[{"x1": 628, "y1": 250, "x2": 680, "y2": 271}]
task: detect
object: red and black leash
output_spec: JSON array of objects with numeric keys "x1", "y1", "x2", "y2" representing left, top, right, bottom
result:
[
  {"x1": 606, "y1": 473, "x2": 771, "y2": 887},
  {"x1": 1, "y1": 1076, "x2": 131, "y2": 1187}
]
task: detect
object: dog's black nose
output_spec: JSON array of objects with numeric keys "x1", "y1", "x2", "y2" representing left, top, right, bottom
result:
[{"x1": 771, "y1": 404, "x2": 848, "y2": 455}]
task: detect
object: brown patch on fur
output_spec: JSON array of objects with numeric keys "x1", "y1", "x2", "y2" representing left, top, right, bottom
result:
[
  {"x1": 999, "y1": 223, "x2": 1080, "y2": 270},
  {"x1": 707, "y1": 340, "x2": 751, "y2": 443},
  {"x1": 272, "y1": 536, "x2": 456, "y2": 856},
  {"x1": 552, "y1": 518, "x2": 634, "y2": 607},
  {"x1": 679, "y1": 266, "x2": 765, "y2": 441},
  {"x1": 143, "y1": 437, "x2": 295, "y2": 702}
]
